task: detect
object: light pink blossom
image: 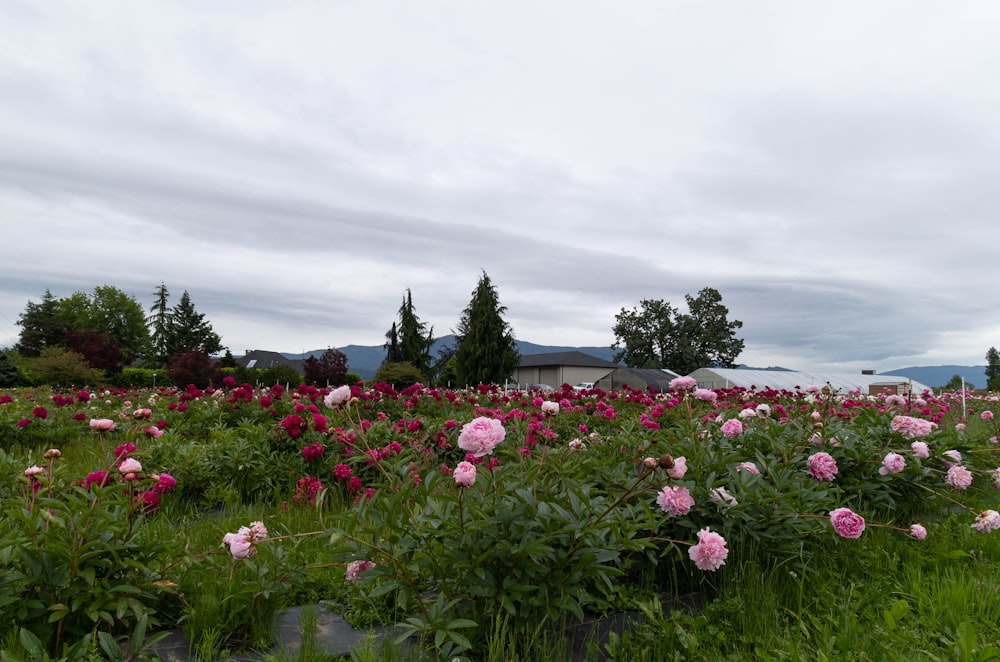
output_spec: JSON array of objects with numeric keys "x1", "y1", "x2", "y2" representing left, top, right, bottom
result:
[
  {"x1": 910, "y1": 441, "x2": 930, "y2": 459},
  {"x1": 457, "y1": 417, "x2": 506, "y2": 457},
  {"x1": 89, "y1": 418, "x2": 116, "y2": 432},
  {"x1": 118, "y1": 458, "x2": 142, "y2": 474},
  {"x1": 909, "y1": 524, "x2": 927, "y2": 540},
  {"x1": 992, "y1": 467, "x2": 1000, "y2": 489},
  {"x1": 346, "y1": 559, "x2": 375, "y2": 582},
  {"x1": 669, "y1": 376, "x2": 697, "y2": 391},
  {"x1": 720, "y1": 419, "x2": 743, "y2": 438},
  {"x1": 738, "y1": 407, "x2": 757, "y2": 420},
  {"x1": 688, "y1": 528, "x2": 728, "y2": 571},
  {"x1": 667, "y1": 456, "x2": 687, "y2": 480},
  {"x1": 540, "y1": 401, "x2": 559, "y2": 415},
  {"x1": 890, "y1": 415, "x2": 934, "y2": 439},
  {"x1": 323, "y1": 385, "x2": 353, "y2": 408},
  {"x1": 735, "y1": 461, "x2": 759, "y2": 475},
  {"x1": 945, "y1": 465, "x2": 973, "y2": 490},
  {"x1": 694, "y1": 388, "x2": 717, "y2": 402},
  {"x1": 656, "y1": 485, "x2": 695, "y2": 517},
  {"x1": 807, "y1": 452, "x2": 838, "y2": 482},
  {"x1": 710, "y1": 486, "x2": 738, "y2": 509},
  {"x1": 453, "y1": 461, "x2": 477, "y2": 488},
  {"x1": 830, "y1": 507, "x2": 866, "y2": 539},
  {"x1": 879, "y1": 452, "x2": 905, "y2": 476},
  {"x1": 943, "y1": 449, "x2": 962, "y2": 465},
  {"x1": 972, "y1": 510, "x2": 1000, "y2": 533},
  {"x1": 23, "y1": 465, "x2": 43, "y2": 477}
]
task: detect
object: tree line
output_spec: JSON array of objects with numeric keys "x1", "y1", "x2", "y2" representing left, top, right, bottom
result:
[{"x1": 2, "y1": 273, "x2": 749, "y2": 389}]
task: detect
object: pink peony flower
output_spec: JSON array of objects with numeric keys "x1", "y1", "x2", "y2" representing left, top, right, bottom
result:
[
  {"x1": 735, "y1": 461, "x2": 760, "y2": 475},
  {"x1": 945, "y1": 465, "x2": 973, "y2": 490},
  {"x1": 118, "y1": 458, "x2": 142, "y2": 474},
  {"x1": 694, "y1": 388, "x2": 717, "y2": 402},
  {"x1": 909, "y1": 524, "x2": 927, "y2": 540},
  {"x1": 667, "y1": 456, "x2": 687, "y2": 480},
  {"x1": 830, "y1": 507, "x2": 866, "y2": 539},
  {"x1": 153, "y1": 473, "x2": 177, "y2": 494},
  {"x1": 972, "y1": 510, "x2": 1000, "y2": 533},
  {"x1": 23, "y1": 465, "x2": 43, "y2": 477},
  {"x1": 992, "y1": 467, "x2": 1000, "y2": 490},
  {"x1": 942, "y1": 449, "x2": 962, "y2": 466},
  {"x1": 457, "y1": 417, "x2": 506, "y2": 457},
  {"x1": 688, "y1": 528, "x2": 728, "y2": 571},
  {"x1": 568, "y1": 438, "x2": 584, "y2": 452},
  {"x1": 453, "y1": 461, "x2": 477, "y2": 488},
  {"x1": 710, "y1": 486, "x2": 738, "y2": 509},
  {"x1": 720, "y1": 419, "x2": 743, "y2": 438},
  {"x1": 540, "y1": 401, "x2": 560, "y2": 415},
  {"x1": 656, "y1": 485, "x2": 695, "y2": 517},
  {"x1": 910, "y1": 441, "x2": 930, "y2": 459},
  {"x1": 983, "y1": 410, "x2": 995, "y2": 421},
  {"x1": 132, "y1": 408, "x2": 152, "y2": 419},
  {"x1": 323, "y1": 385, "x2": 353, "y2": 408},
  {"x1": 669, "y1": 376, "x2": 697, "y2": 391},
  {"x1": 345, "y1": 559, "x2": 375, "y2": 582},
  {"x1": 807, "y1": 452, "x2": 839, "y2": 482},
  {"x1": 890, "y1": 415, "x2": 934, "y2": 439},
  {"x1": 89, "y1": 418, "x2": 116, "y2": 432},
  {"x1": 879, "y1": 452, "x2": 906, "y2": 476},
  {"x1": 143, "y1": 425, "x2": 164, "y2": 438}
]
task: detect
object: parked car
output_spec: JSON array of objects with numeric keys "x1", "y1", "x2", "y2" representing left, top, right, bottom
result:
[{"x1": 572, "y1": 382, "x2": 595, "y2": 391}]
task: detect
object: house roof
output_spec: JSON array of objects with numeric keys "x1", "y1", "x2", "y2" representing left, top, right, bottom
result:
[
  {"x1": 518, "y1": 351, "x2": 620, "y2": 368},
  {"x1": 240, "y1": 350, "x2": 305, "y2": 373}
]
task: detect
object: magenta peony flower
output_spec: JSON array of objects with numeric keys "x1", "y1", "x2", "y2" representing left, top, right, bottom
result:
[
  {"x1": 457, "y1": 417, "x2": 506, "y2": 457},
  {"x1": 972, "y1": 510, "x2": 1000, "y2": 533},
  {"x1": 830, "y1": 507, "x2": 866, "y2": 539},
  {"x1": 983, "y1": 411, "x2": 995, "y2": 421},
  {"x1": 909, "y1": 524, "x2": 927, "y2": 540},
  {"x1": 720, "y1": 419, "x2": 743, "y2": 438},
  {"x1": 453, "y1": 461, "x2": 477, "y2": 487},
  {"x1": 945, "y1": 465, "x2": 973, "y2": 490},
  {"x1": 879, "y1": 452, "x2": 906, "y2": 476},
  {"x1": 689, "y1": 528, "x2": 728, "y2": 571},
  {"x1": 656, "y1": 485, "x2": 695, "y2": 517},
  {"x1": 153, "y1": 473, "x2": 177, "y2": 494},
  {"x1": 334, "y1": 463, "x2": 352, "y2": 480},
  {"x1": 807, "y1": 452, "x2": 838, "y2": 482}
]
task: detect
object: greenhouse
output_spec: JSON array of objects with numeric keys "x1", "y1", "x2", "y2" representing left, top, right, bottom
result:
[{"x1": 686, "y1": 367, "x2": 933, "y2": 395}]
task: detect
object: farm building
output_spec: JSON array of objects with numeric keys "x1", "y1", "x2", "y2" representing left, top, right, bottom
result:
[
  {"x1": 687, "y1": 367, "x2": 932, "y2": 396},
  {"x1": 599, "y1": 367, "x2": 682, "y2": 392},
  {"x1": 512, "y1": 351, "x2": 620, "y2": 389}
]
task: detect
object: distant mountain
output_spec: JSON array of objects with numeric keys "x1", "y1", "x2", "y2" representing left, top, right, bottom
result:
[
  {"x1": 289, "y1": 336, "x2": 619, "y2": 381},
  {"x1": 880, "y1": 365, "x2": 987, "y2": 389}
]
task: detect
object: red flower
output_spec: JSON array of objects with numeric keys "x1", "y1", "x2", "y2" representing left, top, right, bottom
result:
[{"x1": 32, "y1": 407, "x2": 49, "y2": 420}]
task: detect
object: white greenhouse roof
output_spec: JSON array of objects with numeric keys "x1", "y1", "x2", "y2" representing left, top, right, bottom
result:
[{"x1": 687, "y1": 368, "x2": 932, "y2": 395}]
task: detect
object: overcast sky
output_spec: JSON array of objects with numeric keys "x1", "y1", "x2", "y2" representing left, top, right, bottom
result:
[{"x1": 2, "y1": 1, "x2": 998, "y2": 374}]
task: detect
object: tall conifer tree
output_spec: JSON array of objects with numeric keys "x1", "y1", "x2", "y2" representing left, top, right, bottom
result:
[{"x1": 453, "y1": 272, "x2": 519, "y2": 386}]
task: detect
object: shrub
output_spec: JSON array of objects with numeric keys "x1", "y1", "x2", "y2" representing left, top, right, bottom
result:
[
  {"x1": 22, "y1": 347, "x2": 105, "y2": 387},
  {"x1": 373, "y1": 361, "x2": 425, "y2": 388}
]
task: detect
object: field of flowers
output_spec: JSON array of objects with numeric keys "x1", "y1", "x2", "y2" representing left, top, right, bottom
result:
[{"x1": 2, "y1": 377, "x2": 1000, "y2": 661}]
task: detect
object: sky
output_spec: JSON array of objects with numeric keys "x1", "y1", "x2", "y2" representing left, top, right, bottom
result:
[{"x1": 2, "y1": 1, "x2": 999, "y2": 374}]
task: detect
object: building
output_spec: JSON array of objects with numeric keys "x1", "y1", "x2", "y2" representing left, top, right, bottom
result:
[
  {"x1": 512, "y1": 351, "x2": 620, "y2": 389},
  {"x1": 686, "y1": 367, "x2": 932, "y2": 395},
  {"x1": 239, "y1": 349, "x2": 305, "y2": 375}
]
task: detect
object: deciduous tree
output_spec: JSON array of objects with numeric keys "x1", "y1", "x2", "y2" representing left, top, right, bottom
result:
[
  {"x1": 613, "y1": 287, "x2": 744, "y2": 375},
  {"x1": 303, "y1": 348, "x2": 348, "y2": 386}
]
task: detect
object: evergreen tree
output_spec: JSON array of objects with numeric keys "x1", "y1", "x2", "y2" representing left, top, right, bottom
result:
[
  {"x1": 986, "y1": 347, "x2": 1000, "y2": 391},
  {"x1": 0, "y1": 350, "x2": 24, "y2": 387},
  {"x1": 14, "y1": 290, "x2": 65, "y2": 357},
  {"x1": 397, "y1": 289, "x2": 434, "y2": 376},
  {"x1": 453, "y1": 272, "x2": 520, "y2": 386},
  {"x1": 383, "y1": 322, "x2": 405, "y2": 363},
  {"x1": 148, "y1": 282, "x2": 172, "y2": 364},
  {"x1": 164, "y1": 291, "x2": 224, "y2": 359}
]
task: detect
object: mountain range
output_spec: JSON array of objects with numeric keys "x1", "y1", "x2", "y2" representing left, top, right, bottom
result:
[{"x1": 285, "y1": 337, "x2": 989, "y2": 388}]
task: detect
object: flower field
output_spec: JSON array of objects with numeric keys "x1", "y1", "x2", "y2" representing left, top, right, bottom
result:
[{"x1": 2, "y1": 378, "x2": 1000, "y2": 660}]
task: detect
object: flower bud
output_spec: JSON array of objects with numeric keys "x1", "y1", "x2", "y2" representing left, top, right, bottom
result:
[
  {"x1": 643, "y1": 457, "x2": 658, "y2": 469},
  {"x1": 658, "y1": 454, "x2": 675, "y2": 470}
]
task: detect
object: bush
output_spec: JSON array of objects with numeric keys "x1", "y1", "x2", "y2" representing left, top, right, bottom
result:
[
  {"x1": 22, "y1": 347, "x2": 105, "y2": 387},
  {"x1": 166, "y1": 350, "x2": 221, "y2": 390},
  {"x1": 109, "y1": 367, "x2": 172, "y2": 388},
  {"x1": 373, "y1": 361, "x2": 425, "y2": 388},
  {"x1": 0, "y1": 351, "x2": 24, "y2": 387}
]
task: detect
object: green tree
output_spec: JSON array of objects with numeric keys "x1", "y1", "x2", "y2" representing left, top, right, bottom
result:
[
  {"x1": 165, "y1": 349, "x2": 221, "y2": 389},
  {"x1": 303, "y1": 348, "x2": 348, "y2": 386},
  {"x1": 148, "y1": 282, "x2": 172, "y2": 364},
  {"x1": 398, "y1": 289, "x2": 434, "y2": 376},
  {"x1": 612, "y1": 287, "x2": 744, "y2": 375},
  {"x1": 453, "y1": 272, "x2": 520, "y2": 386},
  {"x1": 373, "y1": 360, "x2": 424, "y2": 388},
  {"x1": 25, "y1": 347, "x2": 105, "y2": 387},
  {"x1": 0, "y1": 350, "x2": 24, "y2": 387},
  {"x1": 943, "y1": 374, "x2": 965, "y2": 391},
  {"x1": 86, "y1": 285, "x2": 151, "y2": 361},
  {"x1": 986, "y1": 347, "x2": 1000, "y2": 391},
  {"x1": 383, "y1": 322, "x2": 405, "y2": 363},
  {"x1": 14, "y1": 290, "x2": 64, "y2": 357},
  {"x1": 164, "y1": 291, "x2": 224, "y2": 359}
]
